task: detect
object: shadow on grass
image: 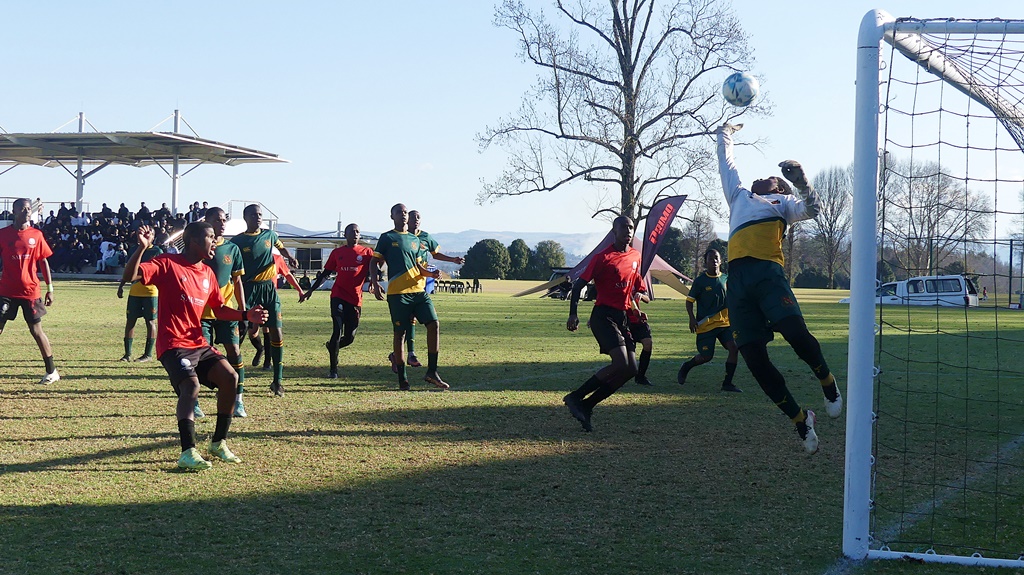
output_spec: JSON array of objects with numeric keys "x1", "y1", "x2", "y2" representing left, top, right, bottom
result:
[{"x1": 0, "y1": 399, "x2": 847, "y2": 575}]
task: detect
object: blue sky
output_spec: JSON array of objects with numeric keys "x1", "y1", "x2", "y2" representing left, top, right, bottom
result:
[{"x1": 0, "y1": 1, "x2": 1020, "y2": 237}]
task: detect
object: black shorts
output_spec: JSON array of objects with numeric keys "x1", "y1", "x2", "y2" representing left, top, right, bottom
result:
[
  {"x1": 628, "y1": 320, "x2": 652, "y2": 342},
  {"x1": 0, "y1": 296, "x2": 46, "y2": 326},
  {"x1": 159, "y1": 346, "x2": 226, "y2": 394},
  {"x1": 330, "y1": 297, "x2": 361, "y2": 323},
  {"x1": 589, "y1": 305, "x2": 635, "y2": 355}
]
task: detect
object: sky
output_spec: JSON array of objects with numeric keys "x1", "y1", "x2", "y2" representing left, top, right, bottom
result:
[{"x1": 0, "y1": 1, "x2": 1020, "y2": 238}]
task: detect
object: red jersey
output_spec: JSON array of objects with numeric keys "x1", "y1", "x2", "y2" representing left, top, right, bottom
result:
[
  {"x1": 273, "y1": 253, "x2": 289, "y2": 278},
  {"x1": 324, "y1": 244, "x2": 374, "y2": 306},
  {"x1": 0, "y1": 225, "x2": 53, "y2": 300},
  {"x1": 579, "y1": 244, "x2": 645, "y2": 311},
  {"x1": 139, "y1": 253, "x2": 225, "y2": 358}
]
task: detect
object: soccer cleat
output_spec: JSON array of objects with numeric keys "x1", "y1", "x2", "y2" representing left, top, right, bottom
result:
[
  {"x1": 407, "y1": 354, "x2": 422, "y2": 368},
  {"x1": 270, "y1": 380, "x2": 284, "y2": 397},
  {"x1": 424, "y1": 371, "x2": 450, "y2": 390},
  {"x1": 635, "y1": 375, "x2": 654, "y2": 386},
  {"x1": 233, "y1": 395, "x2": 247, "y2": 418},
  {"x1": 328, "y1": 370, "x2": 339, "y2": 379},
  {"x1": 38, "y1": 371, "x2": 60, "y2": 385},
  {"x1": 177, "y1": 447, "x2": 212, "y2": 471},
  {"x1": 251, "y1": 348, "x2": 263, "y2": 367},
  {"x1": 135, "y1": 355, "x2": 153, "y2": 363},
  {"x1": 399, "y1": 380, "x2": 411, "y2": 391},
  {"x1": 825, "y1": 388, "x2": 844, "y2": 419},
  {"x1": 563, "y1": 394, "x2": 593, "y2": 432},
  {"x1": 677, "y1": 366, "x2": 689, "y2": 386},
  {"x1": 193, "y1": 401, "x2": 205, "y2": 418},
  {"x1": 388, "y1": 352, "x2": 399, "y2": 374},
  {"x1": 796, "y1": 410, "x2": 819, "y2": 454},
  {"x1": 118, "y1": 354, "x2": 132, "y2": 362},
  {"x1": 721, "y1": 383, "x2": 743, "y2": 393},
  {"x1": 209, "y1": 440, "x2": 241, "y2": 464}
]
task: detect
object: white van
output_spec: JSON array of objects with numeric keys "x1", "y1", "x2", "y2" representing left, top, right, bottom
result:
[{"x1": 840, "y1": 275, "x2": 979, "y2": 307}]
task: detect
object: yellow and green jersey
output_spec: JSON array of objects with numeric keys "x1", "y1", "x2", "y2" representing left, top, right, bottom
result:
[
  {"x1": 685, "y1": 271, "x2": 729, "y2": 334},
  {"x1": 375, "y1": 230, "x2": 438, "y2": 295},
  {"x1": 128, "y1": 246, "x2": 163, "y2": 297},
  {"x1": 201, "y1": 239, "x2": 245, "y2": 320},
  {"x1": 230, "y1": 229, "x2": 284, "y2": 284}
]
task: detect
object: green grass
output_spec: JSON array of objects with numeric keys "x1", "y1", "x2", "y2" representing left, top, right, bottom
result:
[{"x1": 0, "y1": 280, "x2": 1021, "y2": 574}]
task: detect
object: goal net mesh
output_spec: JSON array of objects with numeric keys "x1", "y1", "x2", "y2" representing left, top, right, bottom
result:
[{"x1": 873, "y1": 18, "x2": 1024, "y2": 561}]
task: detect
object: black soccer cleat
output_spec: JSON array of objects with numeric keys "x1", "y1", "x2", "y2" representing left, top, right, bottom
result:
[
  {"x1": 721, "y1": 383, "x2": 743, "y2": 393},
  {"x1": 270, "y1": 380, "x2": 284, "y2": 397},
  {"x1": 635, "y1": 375, "x2": 654, "y2": 386},
  {"x1": 251, "y1": 349, "x2": 263, "y2": 367},
  {"x1": 563, "y1": 394, "x2": 593, "y2": 432}
]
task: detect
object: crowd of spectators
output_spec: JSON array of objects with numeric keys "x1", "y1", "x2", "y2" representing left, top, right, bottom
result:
[{"x1": 6, "y1": 200, "x2": 213, "y2": 274}]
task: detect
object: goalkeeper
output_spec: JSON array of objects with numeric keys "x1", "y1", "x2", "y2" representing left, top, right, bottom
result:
[{"x1": 716, "y1": 123, "x2": 843, "y2": 454}]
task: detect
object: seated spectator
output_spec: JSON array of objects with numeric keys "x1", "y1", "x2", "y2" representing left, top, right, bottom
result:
[
  {"x1": 97, "y1": 242, "x2": 118, "y2": 273},
  {"x1": 100, "y1": 203, "x2": 114, "y2": 219},
  {"x1": 299, "y1": 271, "x2": 312, "y2": 290},
  {"x1": 57, "y1": 202, "x2": 70, "y2": 219},
  {"x1": 117, "y1": 202, "x2": 130, "y2": 223},
  {"x1": 44, "y1": 210, "x2": 56, "y2": 225},
  {"x1": 68, "y1": 238, "x2": 92, "y2": 273}
]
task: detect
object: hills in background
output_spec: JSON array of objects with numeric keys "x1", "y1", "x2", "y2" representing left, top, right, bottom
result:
[{"x1": 276, "y1": 224, "x2": 606, "y2": 262}]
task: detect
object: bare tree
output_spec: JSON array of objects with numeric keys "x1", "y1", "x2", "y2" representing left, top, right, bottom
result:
[
  {"x1": 478, "y1": 0, "x2": 759, "y2": 221},
  {"x1": 679, "y1": 207, "x2": 718, "y2": 274},
  {"x1": 881, "y1": 159, "x2": 991, "y2": 276},
  {"x1": 806, "y1": 166, "x2": 853, "y2": 288}
]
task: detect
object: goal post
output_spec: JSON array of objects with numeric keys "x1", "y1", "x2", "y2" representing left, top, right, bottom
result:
[{"x1": 847, "y1": 9, "x2": 1024, "y2": 568}]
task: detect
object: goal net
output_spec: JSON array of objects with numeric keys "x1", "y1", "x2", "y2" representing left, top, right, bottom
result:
[{"x1": 847, "y1": 11, "x2": 1024, "y2": 568}]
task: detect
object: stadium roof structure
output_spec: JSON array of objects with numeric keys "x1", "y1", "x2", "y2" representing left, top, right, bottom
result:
[
  {"x1": 0, "y1": 110, "x2": 288, "y2": 216},
  {"x1": 0, "y1": 131, "x2": 284, "y2": 169}
]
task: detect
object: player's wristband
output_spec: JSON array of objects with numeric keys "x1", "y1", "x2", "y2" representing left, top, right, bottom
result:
[{"x1": 46, "y1": 283, "x2": 54, "y2": 294}]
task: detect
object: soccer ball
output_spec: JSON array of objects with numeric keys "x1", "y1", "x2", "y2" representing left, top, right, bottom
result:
[{"x1": 722, "y1": 72, "x2": 759, "y2": 107}]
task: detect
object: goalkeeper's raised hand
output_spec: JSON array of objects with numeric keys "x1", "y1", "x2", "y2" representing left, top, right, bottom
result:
[{"x1": 779, "y1": 160, "x2": 810, "y2": 191}]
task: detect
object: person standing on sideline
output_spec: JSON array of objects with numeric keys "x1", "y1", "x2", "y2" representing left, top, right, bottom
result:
[
  {"x1": 677, "y1": 248, "x2": 741, "y2": 392},
  {"x1": 0, "y1": 198, "x2": 59, "y2": 384},
  {"x1": 370, "y1": 204, "x2": 460, "y2": 391},
  {"x1": 117, "y1": 239, "x2": 163, "y2": 362},
  {"x1": 716, "y1": 123, "x2": 842, "y2": 454},
  {"x1": 627, "y1": 290, "x2": 655, "y2": 386},
  {"x1": 122, "y1": 222, "x2": 268, "y2": 471},
  {"x1": 563, "y1": 216, "x2": 644, "y2": 432},
  {"x1": 230, "y1": 204, "x2": 300, "y2": 397},
  {"x1": 194, "y1": 207, "x2": 249, "y2": 418},
  {"x1": 300, "y1": 223, "x2": 375, "y2": 378}
]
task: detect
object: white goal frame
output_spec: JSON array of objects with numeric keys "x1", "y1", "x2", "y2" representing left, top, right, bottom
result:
[{"x1": 847, "y1": 9, "x2": 1024, "y2": 568}]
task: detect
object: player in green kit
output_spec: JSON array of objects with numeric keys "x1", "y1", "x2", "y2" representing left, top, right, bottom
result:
[
  {"x1": 370, "y1": 204, "x2": 461, "y2": 391},
  {"x1": 196, "y1": 207, "x2": 249, "y2": 417},
  {"x1": 117, "y1": 238, "x2": 163, "y2": 362},
  {"x1": 392, "y1": 209, "x2": 464, "y2": 369},
  {"x1": 230, "y1": 204, "x2": 301, "y2": 397},
  {"x1": 677, "y1": 247, "x2": 741, "y2": 392}
]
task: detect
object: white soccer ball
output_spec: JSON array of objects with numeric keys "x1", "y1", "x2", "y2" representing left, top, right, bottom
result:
[{"x1": 722, "y1": 72, "x2": 759, "y2": 107}]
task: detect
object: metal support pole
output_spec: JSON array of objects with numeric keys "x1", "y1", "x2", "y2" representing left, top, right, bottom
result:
[
  {"x1": 75, "y1": 112, "x2": 85, "y2": 213},
  {"x1": 171, "y1": 109, "x2": 180, "y2": 216}
]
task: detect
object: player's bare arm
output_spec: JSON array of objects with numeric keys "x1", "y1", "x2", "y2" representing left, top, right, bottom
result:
[
  {"x1": 369, "y1": 256, "x2": 385, "y2": 300},
  {"x1": 41, "y1": 258, "x2": 54, "y2": 306},
  {"x1": 686, "y1": 300, "x2": 698, "y2": 333},
  {"x1": 432, "y1": 252, "x2": 465, "y2": 265},
  {"x1": 566, "y1": 278, "x2": 588, "y2": 331}
]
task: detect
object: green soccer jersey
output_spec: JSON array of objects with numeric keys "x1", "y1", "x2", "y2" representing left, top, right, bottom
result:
[
  {"x1": 685, "y1": 271, "x2": 730, "y2": 334},
  {"x1": 374, "y1": 230, "x2": 428, "y2": 295},
  {"x1": 202, "y1": 239, "x2": 245, "y2": 319},
  {"x1": 230, "y1": 229, "x2": 284, "y2": 283},
  {"x1": 414, "y1": 230, "x2": 439, "y2": 265}
]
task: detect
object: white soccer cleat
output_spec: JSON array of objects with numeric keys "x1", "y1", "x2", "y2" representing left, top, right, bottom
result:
[
  {"x1": 799, "y1": 410, "x2": 819, "y2": 454},
  {"x1": 38, "y1": 371, "x2": 60, "y2": 385},
  {"x1": 825, "y1": 388, "x2": 843, "y2": 419}
]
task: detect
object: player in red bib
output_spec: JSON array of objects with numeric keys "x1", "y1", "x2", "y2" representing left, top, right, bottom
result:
[
  {"x1": 563, "y1": 216, "x2": 644, "y2": 431},
  {"x1": 122, "y1": 222, "x2": 269, "y2": 471},
  {"x1": 300, "y1": 223, "x2": 374, "y2": 378},
  {"x1": 0, "y1": 198, "x2": 59, "y2": 385}
]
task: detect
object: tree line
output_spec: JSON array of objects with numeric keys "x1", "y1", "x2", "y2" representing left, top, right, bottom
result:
[{"x1": 460, "y1": 239, "x2": 567, "y2": 280}]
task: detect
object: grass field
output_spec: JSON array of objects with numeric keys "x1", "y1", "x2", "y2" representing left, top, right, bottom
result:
[{"x1": 1, "y1": 280, "x2": 1021, "y2": 575}]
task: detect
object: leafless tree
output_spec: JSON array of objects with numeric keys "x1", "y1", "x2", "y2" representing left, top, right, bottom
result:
[
  {"x1": 478, "y1": 0, "x2": 760, "y2": 221},
  {"x1": 806, "y1": 166, "x2": 853, "y2": 288},
  {"x1": 680, "y1": 207, "x2": 718, "y2": 274},
  {"x1": 880, "y1": 159, "x2": 991, "y2": 276}
]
